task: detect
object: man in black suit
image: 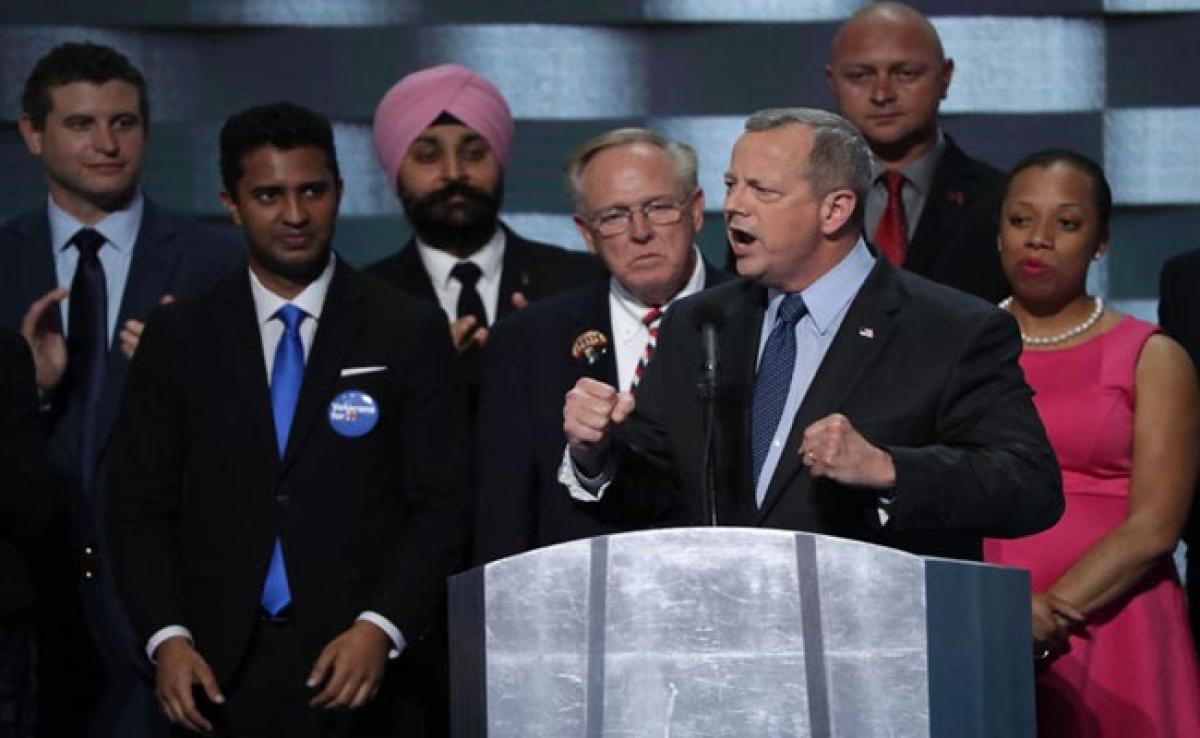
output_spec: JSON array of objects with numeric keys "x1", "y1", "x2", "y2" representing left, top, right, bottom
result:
[
  {"x1": 0, "y1": 42, "x2": 242, "y2": 737},
  {"x1": 475, "y1": 128, "x2": 729, "y2": 564},
  {"x1": 563, "y1": 108, "x2": 1061, "y2": 562},
  {"x1": 0, "y1": 331, "x2": 54, "y2": 738},
  {"x1": 106, "y1": 103, "x2": 468, "y2": 735},
  {"x1": 366, "y1": 64, "x2": 601, "y2": 358},
  {"x1": 1158, "y1": 250, "x2": 1200, "y2": 649},
  {"x1": 825, "y1": 1, "x2": 1008, "y2": 303}
]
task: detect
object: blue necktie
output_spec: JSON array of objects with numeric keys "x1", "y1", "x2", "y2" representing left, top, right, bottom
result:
[
  {"x1": 262, "y1": 303, "x2": 304, "y2": 615},
  {"x1": 751, "y1": 294, "x2": 808, "y2": 494}
]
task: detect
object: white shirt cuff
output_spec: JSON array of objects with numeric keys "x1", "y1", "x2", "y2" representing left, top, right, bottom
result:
[
  {"x1": 147, "y1": 625, "x2": 193, "y2": 662},
  {"x1": 558, "y1": 446, "x2": 615, "y2": 502},
  {"x1": 875, "y1": 487, "x2": 898, "y2": 526},
  {"x1": 356, "y1": 611, "x2": 405, "y2": 659}
]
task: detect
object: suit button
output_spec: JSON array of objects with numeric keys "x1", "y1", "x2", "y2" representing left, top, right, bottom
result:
[{"x1": 277, "y1": 493, "x2": 291, "y2": 507}]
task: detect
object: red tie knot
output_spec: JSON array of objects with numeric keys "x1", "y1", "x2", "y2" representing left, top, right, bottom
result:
[
  {"x1": 641, "y1": 307, "x2": 663, "y2": 327},
  {"x1": 881, "y1": 170, "x2": 905, "y2": 196}
]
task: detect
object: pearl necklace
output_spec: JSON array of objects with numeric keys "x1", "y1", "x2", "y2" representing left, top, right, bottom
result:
[{"x1": 999, "y1": 296, "x2": 1104, "y2": 346}]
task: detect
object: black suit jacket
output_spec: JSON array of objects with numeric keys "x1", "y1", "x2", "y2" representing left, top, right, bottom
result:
[
  {"x1": 1158, "y1": 250, "x2": 1200, "y2": 556},
  {"x1": 106, "y1": 261, "x2": 469, "y2": 692},
  {"x1": 365, "y1": 223, "x2": 605, "y2": 322},
  {"x1": 474, "y1": 259, "x2": 729, "y2": 564},
  {"x1": 0, "y1": 331, "x2": 54, "y2": 616},
  {"x1": 901, "y1": 135, "x2": 1008, "y2": 304},
  {"x1": 0, "y1": 199, "x2": 243, "y2": 547},
  {"x1": 0, "y1": 199, "x2": 242, "y2": 732},
  {"x1": 588, "y1": 257, "x2": 1061, "y2": 561}
]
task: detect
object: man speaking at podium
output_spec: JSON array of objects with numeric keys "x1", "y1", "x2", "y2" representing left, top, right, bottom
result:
[{"x1": 560, "y1": 108, "x2": 1062, "y2": 561}]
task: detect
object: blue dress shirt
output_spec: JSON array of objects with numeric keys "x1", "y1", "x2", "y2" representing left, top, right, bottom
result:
[
  {"x1": 47, "y1": 193, "x2": 144, "y2": 344},
  {"x1": 752, "y1": 239, "x2": 875, "y2": 505}
]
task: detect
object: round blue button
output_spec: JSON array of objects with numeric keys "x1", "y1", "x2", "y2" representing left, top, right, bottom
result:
[{"x1": 328, "y1": 390, "x2": 379, "y2": 437}]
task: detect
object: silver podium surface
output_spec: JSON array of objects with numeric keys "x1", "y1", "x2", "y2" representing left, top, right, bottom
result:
[{"x1": 449, "y1": 528, "x2": 1033, "y2": 737}]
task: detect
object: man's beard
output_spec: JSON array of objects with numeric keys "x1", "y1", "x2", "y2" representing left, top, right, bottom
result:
[{"x1": 400, "y1": 180, "x2": 504, "y2": 257}]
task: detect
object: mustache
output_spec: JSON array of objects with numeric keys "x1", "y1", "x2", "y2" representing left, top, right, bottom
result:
[{"x1": 414, "y1": 180, "x2": 495, "y2": 209}]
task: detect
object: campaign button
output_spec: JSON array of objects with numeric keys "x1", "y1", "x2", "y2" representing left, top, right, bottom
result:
[{"x1": 328, "y1": 390, "x2": 379, "y2": 437}]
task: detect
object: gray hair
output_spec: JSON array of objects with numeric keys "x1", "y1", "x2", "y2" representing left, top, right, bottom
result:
[
  {"x1": 744, "y1": 108, "x2": 871, "y2": 226},
  {"x1": 564, "y1": 127, "x2": 699, "y2": 212}
]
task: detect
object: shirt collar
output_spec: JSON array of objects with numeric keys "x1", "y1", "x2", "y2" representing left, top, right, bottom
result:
[
  {"x1": 249, "y1": 252, "x2": 337, "y2": 327},
  {"x1": 48, "y1": 191, "x2": 145, "y2": 255},
  {"x1": 610, "y1": 246, "x2": 707, "y2": 318},
  {"x1": 869, "y1": 128, "x2": 945, "y2": 196},
  {"x1": 768, "y1": 238, "x2": 875, "y2": 335},
  {"x1": 415, "y1": 226, "x2": 506, "y2": 289}
]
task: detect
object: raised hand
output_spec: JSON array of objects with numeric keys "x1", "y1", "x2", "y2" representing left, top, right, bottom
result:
[{"x1": 563, "y1": 377, "x2": 635, "y2": 475}]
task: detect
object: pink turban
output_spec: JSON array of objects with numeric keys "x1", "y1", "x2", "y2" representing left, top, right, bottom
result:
[{"x1": 372, "y1": 63, "x2": 514, "y2": 183}]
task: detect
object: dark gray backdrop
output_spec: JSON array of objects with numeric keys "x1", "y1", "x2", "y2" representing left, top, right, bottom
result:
[{"x1": 3, "y1": 0, "x2": 1198, "y2": 317}]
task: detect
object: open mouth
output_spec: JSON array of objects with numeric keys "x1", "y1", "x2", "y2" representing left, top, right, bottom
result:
[{"x1": 728, "y1": 226, "x2": 757, "y2": 247}]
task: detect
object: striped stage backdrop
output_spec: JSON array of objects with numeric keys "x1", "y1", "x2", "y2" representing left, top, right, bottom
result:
[{"x1": 2, "y1": 0, "x2": 1198, "y2": 317}]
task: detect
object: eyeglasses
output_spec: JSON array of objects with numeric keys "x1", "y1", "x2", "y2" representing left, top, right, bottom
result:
[{"x1": 586, "y1": 192, "x2": 696, "y2": 237}]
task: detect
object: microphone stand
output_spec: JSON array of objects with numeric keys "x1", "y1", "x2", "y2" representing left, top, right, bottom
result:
[{"x1": 698, "y1": 325, "x2": 720, "y2": 526}]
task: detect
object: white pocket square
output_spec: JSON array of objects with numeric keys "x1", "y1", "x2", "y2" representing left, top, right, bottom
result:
[{"x1": 340, "y1": 366, "x2": 388, "y2": 378}]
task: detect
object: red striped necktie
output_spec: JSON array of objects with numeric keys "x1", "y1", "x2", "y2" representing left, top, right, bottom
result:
[{"x1": 631, "y1": 306, "x2": 664, "y2": 389}]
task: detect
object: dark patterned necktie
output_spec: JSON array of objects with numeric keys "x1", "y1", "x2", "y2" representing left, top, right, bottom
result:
[{"x1": 751, "y1": 293, "x2": 808, "y2": 492}]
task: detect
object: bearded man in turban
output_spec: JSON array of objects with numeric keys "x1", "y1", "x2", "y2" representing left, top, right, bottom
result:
[{"x1": 367, "y1": 64, "x2": 602, "y2": 366}]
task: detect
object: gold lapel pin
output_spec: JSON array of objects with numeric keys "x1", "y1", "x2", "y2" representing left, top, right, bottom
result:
[{"x1": 571, "y1": 330, "x2": 610, "y2": 366}]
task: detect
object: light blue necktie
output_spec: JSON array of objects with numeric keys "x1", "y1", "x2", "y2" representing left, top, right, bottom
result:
[
  {"x1": 262, "y1": 303, "x2": 304, "y2": 615},
  {"x1": 751, "y1": 294, "x2": 808, "y2": 497}
]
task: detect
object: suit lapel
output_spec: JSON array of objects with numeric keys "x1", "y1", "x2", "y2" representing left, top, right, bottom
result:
[
  {"x1": 717, "y1": 281, "x2": 767, "y2": 526},
  {"x1": 757, "y1": 261, "x2": 901, "y2": 521},
  {"x1": 567, "y1": 279, "x2": 618, "y2": 387},
  {"x1": 222, "y1": 272, "x2": 280, "y2": 469},
  {"x1": 497, "y1": 228, "x2": 533, "y2": 321},
  {"x1": 392, "y1": 240, "x2": 440, "y2": 306},
  {"x1": 905, "y1": 138, "x2": 974, "y2": 274},
  {"x1": 96, "y1": 200, "x2": 184, "y2": 452},
  {"x1": 12, "y1": 210, "x2": 59, "y2": 312},
  {"x1": 281, "y1": 263, "x2": 365, "y2": 472}
]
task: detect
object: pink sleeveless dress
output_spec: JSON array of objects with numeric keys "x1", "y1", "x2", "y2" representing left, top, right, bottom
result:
[{"x1": 984, "y1": 316, "x2": 1200, "y2": 737}]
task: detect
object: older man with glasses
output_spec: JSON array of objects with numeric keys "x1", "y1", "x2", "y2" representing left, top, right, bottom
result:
[{"x1": 473, "y1": 128, "x2": 729, "y2": 564}]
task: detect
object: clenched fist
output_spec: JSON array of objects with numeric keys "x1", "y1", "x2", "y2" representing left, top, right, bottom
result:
[
  {"x1": 799, "y1": 413, "x2": 896, "y2": 488},
  {"x1": 563, "y1": 378, "x2": 634, "y2": 475}
]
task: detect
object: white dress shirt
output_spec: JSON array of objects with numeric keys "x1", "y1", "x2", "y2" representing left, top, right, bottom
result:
[
  {"x1": 416, "y1": 228, "x2": 505, "y2": 324},
  {"x1": 608, "y1": 248, "x2": 707, "y2": 391},
  {"x1": 145, "y1": 256, "x2": 405, "y2": 661}
]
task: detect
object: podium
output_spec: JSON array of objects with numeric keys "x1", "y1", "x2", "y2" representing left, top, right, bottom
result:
[{"x1": 449, "y1": 528, "x2": 1033, "y2": 737}]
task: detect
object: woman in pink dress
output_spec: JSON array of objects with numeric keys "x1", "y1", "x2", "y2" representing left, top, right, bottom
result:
[{"x1": 984, "y1": 149, "x2": 1200, "y2": 736}]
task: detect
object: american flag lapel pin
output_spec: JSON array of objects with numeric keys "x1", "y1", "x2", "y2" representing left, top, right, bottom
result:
[{"x1": 858, "y1": 327, "x2": 874, "y2": 339}]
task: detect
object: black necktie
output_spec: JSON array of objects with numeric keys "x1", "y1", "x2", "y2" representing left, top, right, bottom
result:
[
  {"x1": 68, "y1": 227, "x2": 108, "y2": 494},
  {"x1": 451, "y1": 261, "x2": 488, "y2": 328}
]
